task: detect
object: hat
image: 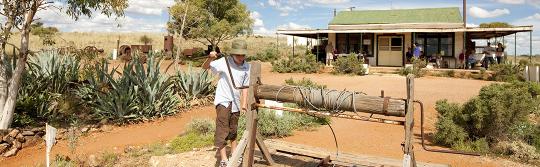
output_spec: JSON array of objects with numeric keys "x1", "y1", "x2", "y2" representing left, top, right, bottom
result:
[{"x1": 229, "y1": 39, "x2": 248, "y2": 55}]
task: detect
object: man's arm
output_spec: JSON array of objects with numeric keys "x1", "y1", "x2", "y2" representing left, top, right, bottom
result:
[
  {"x1": 241, "y1": 88, "x2": 249, "y2": 111},
  {"x1": 202, "y1": 51, "x2": 218, "y2": 70}
]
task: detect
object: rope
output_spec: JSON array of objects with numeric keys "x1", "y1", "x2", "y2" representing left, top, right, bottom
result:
[{"x1": 272, "y1": 85, "x2": 367, "y2": 161}]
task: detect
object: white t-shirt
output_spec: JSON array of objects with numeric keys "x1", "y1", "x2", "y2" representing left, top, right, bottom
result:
[
  {"x1": 210, "y1": 57, "x2": 250, "y2": 113},
  {"x1": 484, "y1": 46, "x2": 496, "y2": 58}
]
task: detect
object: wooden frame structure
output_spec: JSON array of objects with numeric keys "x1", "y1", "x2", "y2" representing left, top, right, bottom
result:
[{"x1": 228, "y1": 61, "x2": 418, "y2": 167}]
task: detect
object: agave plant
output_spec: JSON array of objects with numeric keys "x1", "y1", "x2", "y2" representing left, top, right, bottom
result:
[
  {"x1": 14, "y1": 50, "x2": 83, "y2": 126},
  {"x1": 79, "y1": 52, "x2": 179, "y2": 123},
  {"x1": 173, "y1": 65, "x2": 215, "y2": 107}
]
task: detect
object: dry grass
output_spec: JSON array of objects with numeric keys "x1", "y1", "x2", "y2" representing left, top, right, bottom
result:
[{"x1": 6, "y1": 32, "x2": 289, "y2": 57}]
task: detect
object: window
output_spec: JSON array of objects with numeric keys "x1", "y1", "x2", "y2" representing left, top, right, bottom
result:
[
  {"x1": 415, "y1": 33, "x2": 454, "y2": 57},
  {"x1": 335, "y1": 33, "x2": 374, "y2": 57},
  {"x1": 391, "y1": 37, "x2": 402, "y2": 51}
]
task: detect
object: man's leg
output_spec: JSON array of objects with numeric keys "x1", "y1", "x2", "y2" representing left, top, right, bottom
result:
[
  {"x1": 228, "y1": 112, "x2": 241, "y2": 158},
  {"x1": 215, "y1": 105, "x2": 231, "y2": 162}
]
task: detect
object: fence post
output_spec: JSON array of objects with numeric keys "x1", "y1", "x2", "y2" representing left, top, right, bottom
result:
[
  {"x1": 525, "y1": 65, "x2": 530, "y2": 81},
  {"x1": 404, "y1": 75, "x2": 416, "y2": 167}
]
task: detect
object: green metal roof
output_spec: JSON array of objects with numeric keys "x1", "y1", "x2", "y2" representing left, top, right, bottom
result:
[{"x1": 330, "y1": 7, "x2": 463, "y2": 25}]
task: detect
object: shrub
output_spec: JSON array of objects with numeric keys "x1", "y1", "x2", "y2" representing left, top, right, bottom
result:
[
  {"x1": 14, "y1": 51, "x2": 84, "y2": 127},
  {"x1": 488, "y1": 63, "x2": 525, "y2": 82},
  {"x1": 79, "y1": 53, "x2": 179, "y2": 124},
  {"x1": 333, "y1": 54, "x2": 366, "y2": 75},
  {"x1": 494, "y1": 141, "x2": 540, "y2": 163},
  {"x1": 187, "y1": 118, "x2": 215, "y2": 136},
  {"x1": 170, "y1": 132, "x2": 214, "y2": 152},
  {"x1": 284, "y1": 78, "x2": 327, "y2": 89},
  {"x1": 170, "y1": 119, "x2": 215, "y2": 152},
  {"x1": 272, "y1": 54, "x2": 322, "y2": 74},
  {"x1": 172, "y1": 66, "x2": 215, "y2": 107},
  {"x1": 433, "y1": 82, "x2": 540, "y2": 158},
  {"x1": 247, "y1": 47, "x2": 279, "y2": 62},
  {"x1": 398, "y1": 58, "x2": 425, "y2": 77},
  {"x1": 238, "y1": 107, "x2": 330, "y2": 138}
]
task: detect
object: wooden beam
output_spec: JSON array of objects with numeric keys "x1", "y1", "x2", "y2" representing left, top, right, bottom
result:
[
  {"x1": 227, "y1": 131, "x2": 249, "y2": 167},
  {"x1": 265, "y1": 139, "x2": 449, "y2": 167},
  {"x1": 404, "y1": 75, "x2": 416, "y2": 167},
  {"x1": 256, "y1": 134, "x2": 275, "y2": 165},
  {"x1": 256, "y1": 85, "x2": 406, "y2": 117}
]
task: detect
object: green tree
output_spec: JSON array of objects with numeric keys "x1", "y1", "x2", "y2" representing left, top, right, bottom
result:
[
  {"x1": 31, "y1": 22, "x2": 60, "y2": 46},
  {"x1": 479, "y1": 22, "x2": 513, "y2": 28},
  {"x1": 168, "y1": 0, "x2": 253, "y2": 49},
  {"x1": 0, "y1": 0, "x2": 128, "y2": 129},
  {"x1": 139, "y1": 35, "x2": 152, "y2": 46}
]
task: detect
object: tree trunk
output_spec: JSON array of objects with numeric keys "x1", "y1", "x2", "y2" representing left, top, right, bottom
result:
[
  {"x1": 175, "y1": 0, "x2": 189, "y2": 62},
  {"x1": 0, "y1": 3, "x2": 37, "y2": 129}
]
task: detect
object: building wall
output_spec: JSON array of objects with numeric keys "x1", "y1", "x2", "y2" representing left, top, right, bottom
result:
[{"x1": 455, "y1": 32, "x2": 464, "y2": 56}]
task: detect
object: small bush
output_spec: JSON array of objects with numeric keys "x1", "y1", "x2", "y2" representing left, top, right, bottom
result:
[
  {"x1": 494, "y1": 141, "x2": 540, "y2": 163},
  {"x1": 238, "y1": 107, "x2": 330, "y2": 138},
  {"x1": 247, "y1": 47, "x2": 279, "y2": 62},
  {"x1": 489, "y1": 63, "x2": 525, "y2": 82},
  {"x1": 170, "y1": 132, "x2": 214, "y2": 152},
  {"x1": 433, "y1": 81, "x2": 540, "y2": 161},
  {"x1": 187, "y1": 118, "x2": 215, "y2": 136},
  {"x1": 333, "y1": 54, "x2": 366, "y2": 75},
  {"x1": 170, "y1": 118, "x2": 215, "y2": 152},
  {"x1": 398, "y1": 59, "x2": 425, "y2": 77},
  {"x1": 285, "y1": 78, "x2": 327, "y2": 89},
  {"x1": 272, "y1": 54, "x2": 322, "y2": 74}
]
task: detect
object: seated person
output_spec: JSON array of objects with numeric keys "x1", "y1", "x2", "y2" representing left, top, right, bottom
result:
[{"x1": 466, "y1": 53, "x2": 477, "y2": 69}]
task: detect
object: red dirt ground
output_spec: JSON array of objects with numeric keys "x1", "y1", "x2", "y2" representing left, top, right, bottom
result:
[{"x1": 0, "y1": 61, "x2": 527, "y2": 167}]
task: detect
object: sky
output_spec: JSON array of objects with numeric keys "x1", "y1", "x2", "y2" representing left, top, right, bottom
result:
[{"x1": 31, "y1": 0, "x2": 540, "y2": 55}]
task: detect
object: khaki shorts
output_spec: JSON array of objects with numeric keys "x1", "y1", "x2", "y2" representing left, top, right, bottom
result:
[{"x1": 214, "y1": 103, "x2": 240, "y2": 148}]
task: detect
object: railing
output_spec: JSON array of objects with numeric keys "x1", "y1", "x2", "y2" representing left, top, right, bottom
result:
[{"x1": 524, "y1": 65, "x2": 540, "y2": 82}]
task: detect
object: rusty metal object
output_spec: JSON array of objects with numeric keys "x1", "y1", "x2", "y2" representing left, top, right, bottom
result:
[
  {"x1": 130, "y1": 45, "x2": 152, "y2": 54},
  {"x1": 416, "y1": 100, "x2": 480, "y2": 156},
  {"x1": 164, "y1": 35, "x2": 173, "y2": 53},
  {"x1": 119, "y1": 45, "x2": 132, "y2": 61}
]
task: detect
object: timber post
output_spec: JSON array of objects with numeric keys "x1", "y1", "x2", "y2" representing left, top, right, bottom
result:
[{"x1": 404, "y1": 74, "x2": 416, "y2": 167}]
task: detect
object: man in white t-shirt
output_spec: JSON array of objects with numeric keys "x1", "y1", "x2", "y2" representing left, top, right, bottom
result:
[
  {"x1": 483, "y1": 42, "x2": 496, "y2": 68},
  {"x1": 202, "y1": 39, "x2": 250, "y2": 167}
]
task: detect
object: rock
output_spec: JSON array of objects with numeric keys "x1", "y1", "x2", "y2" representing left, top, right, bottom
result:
[
  {"x1": 17, "y1": 136, "x2": 25, "y2": 143},
  {"x1": 22, "y1": 136, "x2": 41, "y2": 148},
  {"x1": 100, "y1": 119, "x2": 109, "y2": 125},
  {"x1": 31, "y1": 127, "x2": 44, "y2": 132},
  {"x1": 101, "y1": 125, "x2": 113, "y2": 132},
  {"x1": 21, "y1": 131, "x2": 35, "y2": 136},
  {"x1": 3, "y1": 147, "x2": 18, "y2": 157},
  {"x1": 8, "y1": 129, "x2": 20, "y2": 138},
  {"x1": 0, "y1": 143, "x2": 9, "y2": 154},
  {"x1": 88, "y1": 154, "x2": 101, "y2": 167},
  {"x1": 81, "y1": 127, "x2": 89, "y2": 133},
  {"x1": 13, "y1": 140, "x2": 22, "y2": 149},
  {"x1": 35, "y1": 131, "x2": 45, "y2": 137},
  {"x1": 3, "y1": 136, "x2": 14, "y2": 145},
  {"x1": 0, "y1": 129, "x2": 9, "y2": 136},
  {"x1": 89, "y1": 128, "x2": 102, "y2": 133},
  {"x1": 16, "y1": 133, "x2": 24, "y2": 139}
]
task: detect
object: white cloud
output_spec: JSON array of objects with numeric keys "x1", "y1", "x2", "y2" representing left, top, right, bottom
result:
[
  {"x1": 250, "y1": 11, "x2": 264, "y2": 27},
  {"x1": 469, "y1": 6, "x2": 510, "y2": 18},
  {"x1": 126, "y1": 0, "x2": 174, "y2": 16},
  {"x1": 494, "y1": 0, "x2": 526, "y2": 4},
  {"x1": 509, "y1": 13, "x2": 540, "y2": 55},
  {"x1": 466, "y1": 23, "x2": 479, "y2": 27},
  {"x1": 310, "y1": 0, "x2": 350, "y2": 4},
  {"x1": 277, "y1": 22, "x2": 310, "y2": 30}
]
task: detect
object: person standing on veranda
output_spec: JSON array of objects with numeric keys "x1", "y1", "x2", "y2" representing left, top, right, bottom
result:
[
  {"x1": 496, "y1": 42, "x2": 505, "y2": 64},
  {"x1": 202, "y1": 39, "x2": 250, "y2": 167},
  {"x1": 325, "y1": 42, "x2": 334, "y2": 67},
  {"x1": 483, "y1": 42, "x2": 496, "y2": 68}
]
